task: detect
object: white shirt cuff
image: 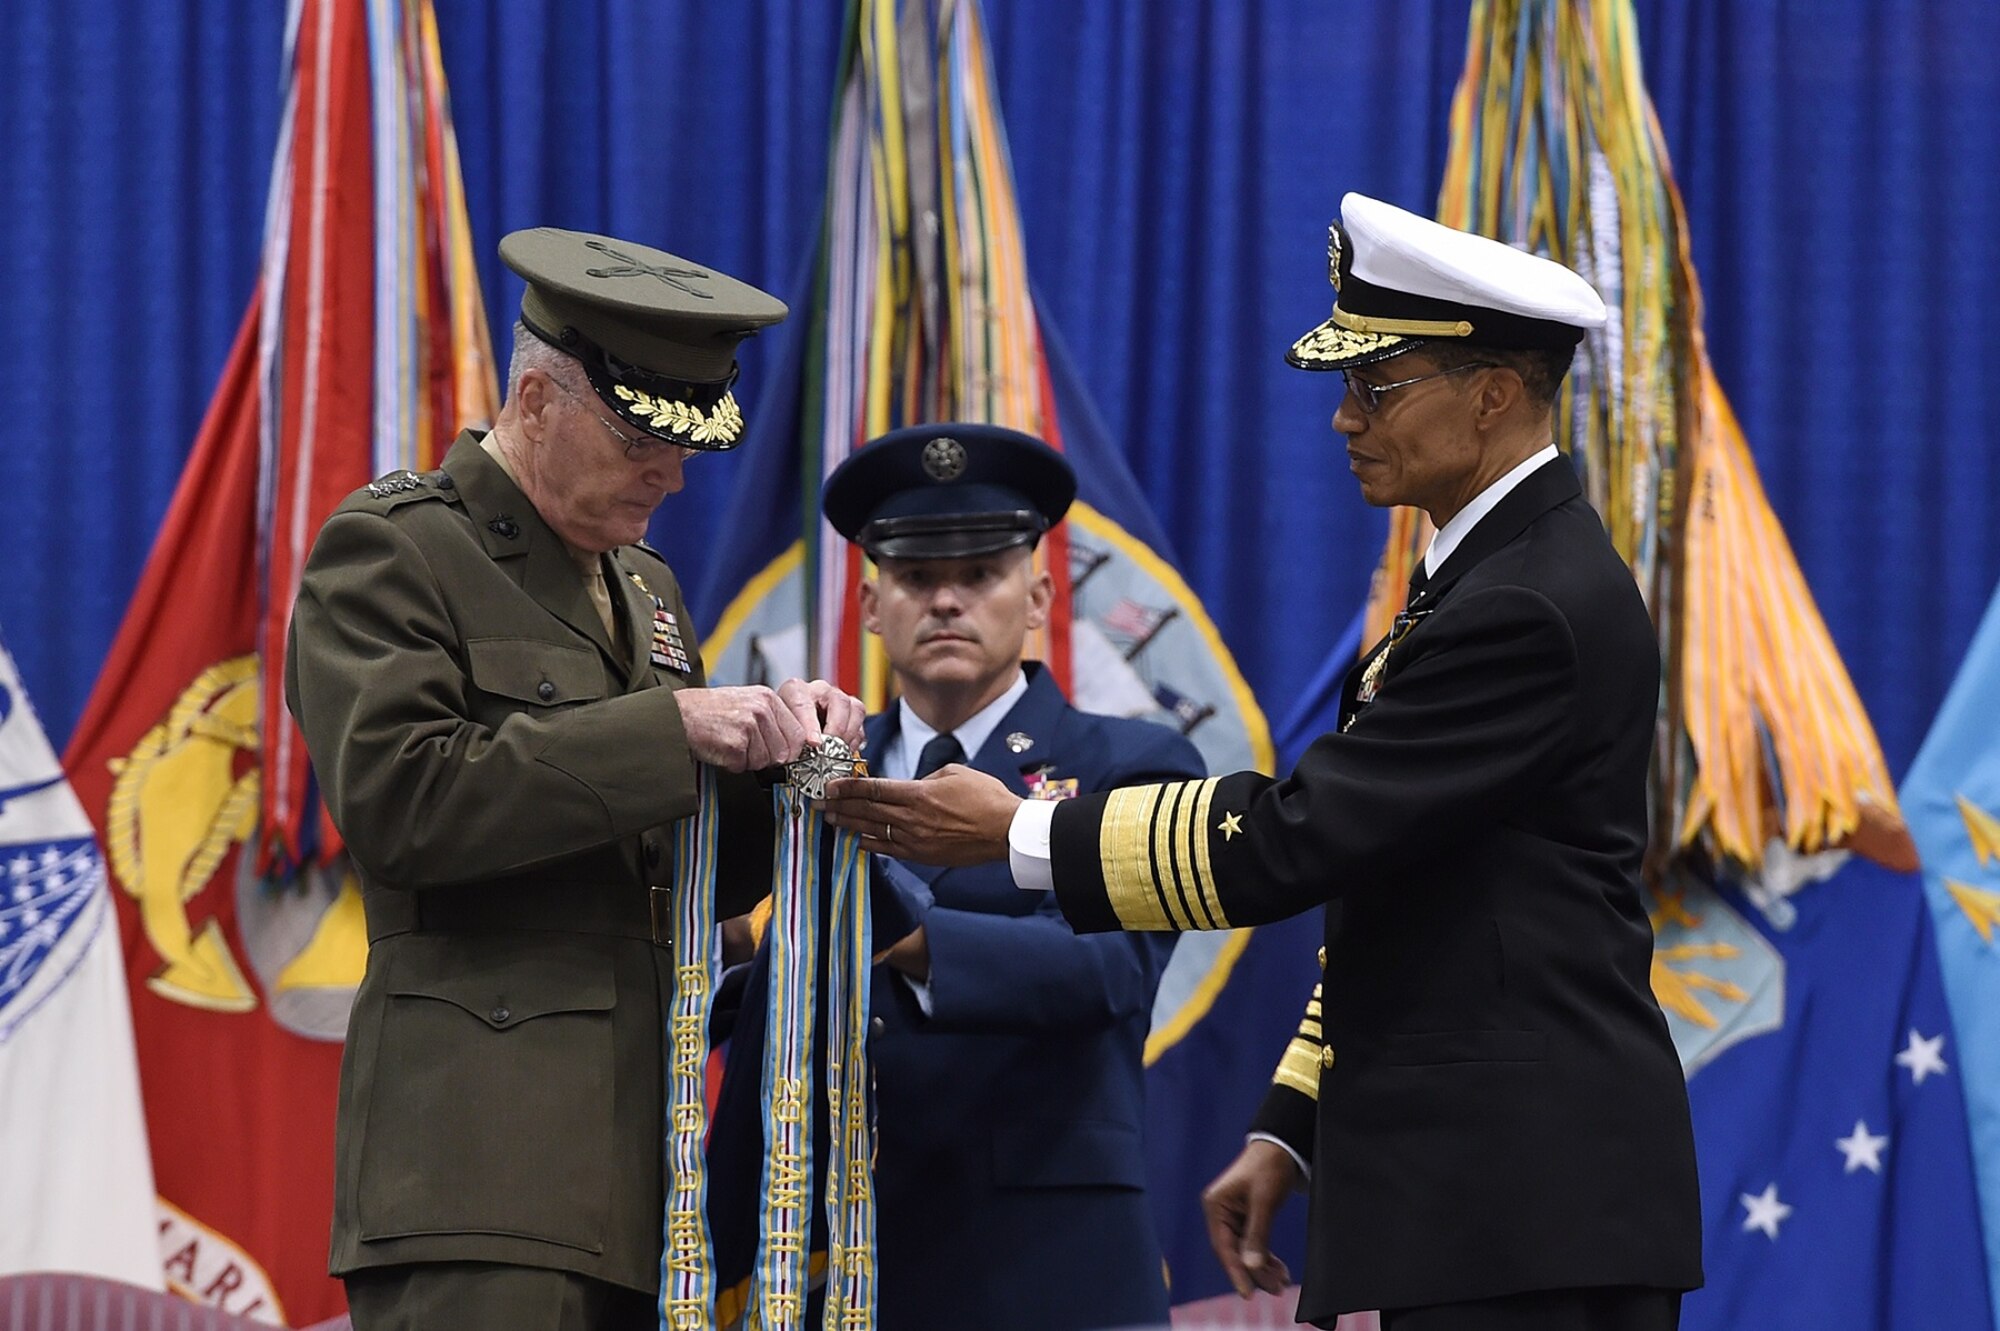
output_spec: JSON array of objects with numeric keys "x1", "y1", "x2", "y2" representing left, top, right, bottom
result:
[
  {"x1": 1007, "y1": 799, "x2": 1058, "y2": 892},
  {"x1": 1247, "y1": 1131, "x2": 1311, "y2": 1188}
]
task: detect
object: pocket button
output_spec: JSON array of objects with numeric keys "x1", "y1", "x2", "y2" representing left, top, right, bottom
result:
[
  {"x1": 491, "y1": 1006, "x2": 512, "y2": 1025},
  {"x1": 537, "y1": 680, "x2": 557, "y2": 702}
]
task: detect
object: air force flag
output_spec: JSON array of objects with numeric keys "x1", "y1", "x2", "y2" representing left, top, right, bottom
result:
[
  {"x1": 0, "y1": 629, "x2": 159, "y2": 1286},
  {"x1": 1903, "y1": 577, "x2": 2000, "y2": 1318}
]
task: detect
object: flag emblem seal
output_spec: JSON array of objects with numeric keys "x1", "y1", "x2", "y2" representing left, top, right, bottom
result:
[
  {"x1": 0, "y1": 674, "x2": 111, "y2": 1045},
  {"x1": 0, "y1": 837, "x2": 107, "y2": 1044}
]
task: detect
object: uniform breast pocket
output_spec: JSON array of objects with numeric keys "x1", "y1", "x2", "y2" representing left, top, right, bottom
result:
[
  {"x1": 466, "y1": 637, "x2": 607, "y2": 712},
  {"x1": 356, "y1": 934, "x2": 616, "y2": 1252}
]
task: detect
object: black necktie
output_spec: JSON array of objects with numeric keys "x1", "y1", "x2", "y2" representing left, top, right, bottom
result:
[
  {"x1": 1408, "y1": 559, "x2": 1430, "y2": 605},
  {"x1": 914, "y1": 732, "x2": 965, "y2": 779}
]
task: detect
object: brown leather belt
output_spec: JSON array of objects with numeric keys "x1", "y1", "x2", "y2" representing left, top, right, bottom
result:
[{"x1": 363, "y1": 882, "x2": 674, "y2": 947}]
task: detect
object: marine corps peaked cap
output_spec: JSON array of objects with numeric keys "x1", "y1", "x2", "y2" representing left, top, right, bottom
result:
[
  {"x1": 822, "y1": 423, "x2": 1077, "y2": 561},
  {"x1": 1287, "y1": 193, "x2": 1608, "y2": 371},
  {"x1": 500, "y1": 227, "x2": 787, "y2": 450}
]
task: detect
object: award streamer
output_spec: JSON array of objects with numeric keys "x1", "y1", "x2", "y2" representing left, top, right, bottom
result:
[
  {"x1": 661, "y1": 742, "x2": 875, "y2": 1331},
  {"x1": 750, "y1": 736, "x2": 875, "y2": 1331},
  {"x1": 818, "y1": 790, "x2": 876, "y2": 1325},
  {"x1": 660, "y1": 765, "x2": 723, "y2": 1330}
]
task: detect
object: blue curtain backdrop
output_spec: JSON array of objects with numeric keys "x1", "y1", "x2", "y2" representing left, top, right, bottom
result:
[
  {"x1": 7, "y1": 0, "x2": 2000, "y2": 1321},
  {"x1": 5, "y1": 0, "x2": 1997, "y2": 772}
]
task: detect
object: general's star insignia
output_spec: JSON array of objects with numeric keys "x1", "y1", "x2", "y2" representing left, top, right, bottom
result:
[{"x1": 1218, "y1": 811, "x2": 1244, "y2": 841}]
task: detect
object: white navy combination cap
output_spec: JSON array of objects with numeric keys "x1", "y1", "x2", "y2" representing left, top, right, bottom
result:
[{"x1": 1286, "y1": 193, "x2": 1608, "y2": 371}]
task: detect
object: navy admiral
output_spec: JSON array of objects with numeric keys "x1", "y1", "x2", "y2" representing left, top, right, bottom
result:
[
  {"x1": 820, "y1": 196, "x2": 1704, "y2": 1331},
  {"x1": 707, "y1": 424, "x2": 1205, "y2": 1331},
  {"x1": 285, "y1": 227, "x2": 864, "y2": 1331}
]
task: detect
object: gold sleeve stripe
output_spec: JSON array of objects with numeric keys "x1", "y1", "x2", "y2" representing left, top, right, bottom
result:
[
  {"x1": 1101, "y1": 785, "x2": 1182, "y2": 930},
  {"x1": 1165, "y1": 780, "x2": 1210, "y2": 928},
  {"x1": 1274, "y1": 980, "x2": 1327, "y2": 1099},
  {"x1": 1100, "y1": 779, "x2": 1238, "y2": 932},
  {"x1": 1186, "y1": 776, "x2": 1227, "y2": 928},
  {"x1": 1168, "y1": 778, "x2": 1223, "y2": 929},
  {"x1": 1274, "y1": 1037, "x2": 1322, "y2": 1099},
  {"x1": 1152, "y1": 781, "x2": 1200, "y2": 930},
  {"x1": 1296, "y1": 985, "x2": 1323, "y2": 1039}
]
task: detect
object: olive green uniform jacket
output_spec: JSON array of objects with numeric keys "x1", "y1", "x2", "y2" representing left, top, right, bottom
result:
[{"x1": 285, "y1": 431, "x2": 771, "y2": 1294}]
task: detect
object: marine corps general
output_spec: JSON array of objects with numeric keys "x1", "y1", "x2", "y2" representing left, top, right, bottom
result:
[{"x1": 285, "y1": 227, "x2": 864, "y2": 1331}]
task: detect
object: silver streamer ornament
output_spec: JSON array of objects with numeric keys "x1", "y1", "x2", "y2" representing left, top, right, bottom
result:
[{"x1": 784, "y1": 735, "x2": 867, "y2": 799}]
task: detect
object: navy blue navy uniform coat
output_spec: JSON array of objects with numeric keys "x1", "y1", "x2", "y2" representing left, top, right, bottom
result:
[
  {"x1": 1046, "y1": 459, "x2": 1703, "y2": 1325},
  {"x1": 707, "y1": 663, "x2": 1204, "y2": 1331}
]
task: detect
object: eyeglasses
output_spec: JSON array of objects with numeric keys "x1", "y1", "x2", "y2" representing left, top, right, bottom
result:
[
  {"x1": 1341, "y1": 361, "x2": 1496, "y2": 414},
  {"x1": 549, "y1": 376, "x2": 680, "y2": 461}
]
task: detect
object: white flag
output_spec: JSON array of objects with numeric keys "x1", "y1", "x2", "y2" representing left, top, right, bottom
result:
[{"x1": 0, "y1": 633, "x2": 159, "y2": 1287}]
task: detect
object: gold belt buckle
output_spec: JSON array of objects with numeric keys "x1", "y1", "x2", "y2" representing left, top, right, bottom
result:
[{"x1": 649, "y1": 886, "x2": 673, "y2": 947}]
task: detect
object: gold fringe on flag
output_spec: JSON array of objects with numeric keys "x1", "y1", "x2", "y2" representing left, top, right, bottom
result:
[
  {"x1": 1364, "y1": 0, "x2": 1915, "y2": 881},
  {"x1": 809, "y1": 0, "x2": 1072, "y2": 711}
]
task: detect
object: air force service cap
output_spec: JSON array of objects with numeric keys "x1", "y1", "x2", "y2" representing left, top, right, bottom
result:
[
  {"x1": 1287, "y1": 193, "x2": 1607, "y2": 371},
  {"x1": 500, "y1": 227, "x2": 788, "y2": 450},
  {"x1": 822, "y1": 424, "x2": 1076, "y2": 561}
]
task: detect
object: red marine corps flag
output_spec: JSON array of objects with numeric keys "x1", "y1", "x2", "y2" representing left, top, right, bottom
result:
[{"x1": 60, "y1": 0, "x2": 495, "y2": 1321}]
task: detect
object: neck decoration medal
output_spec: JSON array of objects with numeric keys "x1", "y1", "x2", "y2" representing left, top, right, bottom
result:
[{"x1": 1348, "y1": 609, "x2": 1432, "y2": 731}]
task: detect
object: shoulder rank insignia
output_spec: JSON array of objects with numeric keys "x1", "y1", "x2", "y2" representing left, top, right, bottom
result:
[
  {"x1": 629, "y1": 571, "x2": 692, "y2": 674},
  {"x1": 365, "y1": 470, "x2": 426, "y2": 499}
]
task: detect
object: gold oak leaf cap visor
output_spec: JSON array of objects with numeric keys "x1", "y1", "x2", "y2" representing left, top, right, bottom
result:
[
  {"x1": 1286, "y1": 192, "x2": 1608, "y2": 371},
  {"x1": 500, "y1": 226, "x2": 788, "y2": 450}
]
